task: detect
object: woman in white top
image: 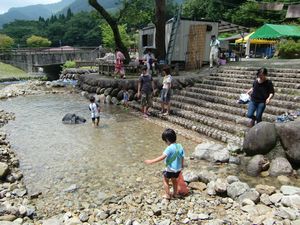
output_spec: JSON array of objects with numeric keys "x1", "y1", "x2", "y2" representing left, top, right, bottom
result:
[{"x1": 160, "y1": 67, "x2": 172, "y2": 116}]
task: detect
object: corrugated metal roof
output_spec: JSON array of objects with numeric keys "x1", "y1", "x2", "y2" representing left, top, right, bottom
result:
[{"x1": 250, "y1": 24, "x2": 300, "y2": 39}]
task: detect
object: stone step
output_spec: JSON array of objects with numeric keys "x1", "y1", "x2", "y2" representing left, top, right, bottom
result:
[
  {"x1": 219, "y1": 67, "x2": 300, "y2": 74},
  {"x1": 217, "y1": 70, "x2": 300, "y2": 79},
  {"x1": 197, "y1": 80, "x2": 300, "y2": 95},
  {"x1": 173, "y1": 90, "x2": 288, "y2": 116},
  {"x1": 151, "y1": 101, "x2": 248, "y2": 136},
  {"x1": 206, "y1": 76, "x2": 300, "y2": 89},
  {"x1": 211, "y1": 72, "x2": 300, "y2": 84},
  {"x1": 129, "y1": 101, "x2": 243, "y2": 144},
  {"x1": 153, "y1": 98, "x2": 251, "y2": 127},
  {"x1": 181, "y1": 88, "x2": 299, "y2": 110},
  {"x1": 190, "y1": 84, "x2": 299, "y2": 103},
  {"x1": 171, "y1": 94, "x2": 276, "y2": 123}
]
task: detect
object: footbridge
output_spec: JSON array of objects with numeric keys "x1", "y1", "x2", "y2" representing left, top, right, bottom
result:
[{"x1": 0, "y1": 46, "x2": 101, "y2": 73}]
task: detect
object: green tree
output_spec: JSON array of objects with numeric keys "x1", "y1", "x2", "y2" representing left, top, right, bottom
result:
[
  {"x1": 26, "y1": 35, "x2": 51, "y2": 47},
  {"x1": 100, "y1": 23, "x2": 132, "y2": 48},
  {"x1": 0, "y1": 34, "x2": 14, "y2": 49}
]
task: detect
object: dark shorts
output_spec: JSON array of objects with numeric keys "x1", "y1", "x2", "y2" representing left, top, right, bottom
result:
[
  {"x1": 91, "y1": 116, "x2": 100, "y2": 121},
  {"x1": 163, "y1": 170, "x2": 181, "y2": 179}
]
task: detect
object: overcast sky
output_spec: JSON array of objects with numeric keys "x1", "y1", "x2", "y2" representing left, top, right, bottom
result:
[{"x1": 0, "y1": 0, "x2": 61, "y2": 14}]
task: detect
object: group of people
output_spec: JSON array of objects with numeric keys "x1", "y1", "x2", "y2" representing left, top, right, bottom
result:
[
  {"x1": 114, "y1": 48, "x2": 157, "y2": 79},
  {"x1": 89, "y1": 45, "x2": 274, "y2": 200}
]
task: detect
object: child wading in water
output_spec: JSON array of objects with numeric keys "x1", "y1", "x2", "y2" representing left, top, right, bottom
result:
[
  {"x1": 88, "y1": 96, "x2": 100, "y2": 127},
  {"x1": 145, "y1": 128, "x2": 185, "y2": 199}
]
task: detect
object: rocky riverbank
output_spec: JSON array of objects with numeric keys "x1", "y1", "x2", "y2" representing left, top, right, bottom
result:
[{"x1": 1, "y1": 80, "x2": 300, "y2": 225}]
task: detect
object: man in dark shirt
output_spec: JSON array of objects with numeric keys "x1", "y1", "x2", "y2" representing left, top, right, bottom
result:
[
  {"x1": 137, "y1": 66, "x2": 155, "y2": 118},
  {"x1": 246, "y1": 68, "x2": 275, "y2": 127}
]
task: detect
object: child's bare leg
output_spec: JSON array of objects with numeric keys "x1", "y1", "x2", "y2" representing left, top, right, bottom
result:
[
  {"x1": 163, "y1": 176, "x2": 171, "y2": 198},
  {"x1": 171, "y1": 177, "x2": 178, "y2": 196},
  {"x1": 96, "y1": 118, "x2": 99, "y2": 126}
]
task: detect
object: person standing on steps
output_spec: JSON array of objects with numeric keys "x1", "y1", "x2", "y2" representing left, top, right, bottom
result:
[
  {"x1": 137, "y1": 66, "x2": 155, "y2": 118},
  {"x1": 143, "y1": 48, "x2": 156, "y2": 75},
  {"x1": 160, "y1": 67, "x2": 172, "y2": 116},
  {"x1": 246, "y1": 68, "x2": 275, "y2": 127},
  {"x1": 209, "y1": 35, "x2": 220, "y2": 68}
]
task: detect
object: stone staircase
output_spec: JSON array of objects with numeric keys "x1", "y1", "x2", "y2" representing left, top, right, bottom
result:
[{"x1": 130, "y1": 66, "x2": 300, "y2": 145}]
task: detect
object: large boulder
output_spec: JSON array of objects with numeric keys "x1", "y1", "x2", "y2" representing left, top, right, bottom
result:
[
  {"x1": 62, "y1": 113, "x2": 86, "y2": 124},
  {"x1": 193, "y1": 142, "x2": 229, "y2": 162},
  {"x1": 246, "y1": 155, "x2": 269, "y2": 177},
  {"x1": 276, "y1": 121, "x2": 300, "y2": 164},
  {"x1": 243, "y1": 122, "x2": 277, "y2": 156},
  {"x1": 269, "y1": 157, "x2": 293, "y2": 177}
]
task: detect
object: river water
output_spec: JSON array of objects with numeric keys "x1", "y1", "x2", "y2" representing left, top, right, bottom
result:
[
  {"x1": 1, "y1": 93, "x2": 299, "y2": 217},
  {"x1": 0, "y1": 93, "x2": 199, "y2": 216}
]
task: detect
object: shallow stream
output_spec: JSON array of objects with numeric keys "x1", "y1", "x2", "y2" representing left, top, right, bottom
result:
[{"x1": 0, "y1": 93, "x2": 198, "y2": 216}]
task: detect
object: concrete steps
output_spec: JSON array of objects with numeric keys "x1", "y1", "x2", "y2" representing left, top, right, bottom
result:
[
  {"x1": 130, "y1": 101, "x2": 243, "y2": 145},
  {"x1": 130, "y1": 66, "x2": 299, "y2": 144},
  {"x1": 189, "y1": 84, "x2": 299, "y2": 103}
]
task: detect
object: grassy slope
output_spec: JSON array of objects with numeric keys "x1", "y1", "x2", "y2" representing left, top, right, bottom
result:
[{"x1": 0, "y1": 62, "x2": 30, "y2": 80}]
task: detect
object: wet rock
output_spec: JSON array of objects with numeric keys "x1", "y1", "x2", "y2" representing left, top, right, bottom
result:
[
  {"x1": 104, "y1": 88, "x2": 113, "y2": 96},
  {"x1": 182, "y1": 170, "x2": 199, "y2": 183},
  {"x1": 269, "y1": 193, "x2": 284, "y2": 205},
  {"x1": 106, "y1": 95, "x2": 112, "y2": 104},
  {"x1": 62, "y1": 114, "x2": 86, "y2": 124},
  {"x1": 243, "y1": 122, "x2": 277, "y2": 156},
  {"x1": 188, "y1": 182, "x2": 206, "y2": 191},
  {"x1": 226, "y1": 175, "x2": 239, "y2": 184},
  {"x1": 0, "y1": 215, "x2": 16, "y2": 221},
  {"x1": 111, "y1": 97, "x2": 119, "y2": 105},
  {"x1": 275, "y1": 207, "x2": 299, "y2": 220},
  {"x1": 79, "y1": 212, "x2": 89, "y2": 222},
  {"x1": 260, "y1": 193, "x2": 272, "y2": 206},
  {"x1": 238, "y1": 189, "x2": 260, "y2": 203},
  {"x1": 192, "y1": 142, "x2": 225, "y2": 161},
  {"x1": 246, "y1": 155, "x2": 269, "y2": 177},
  {"x1": 227, "y1": 182, "x2": 249, "y2": 199},
  {"x1": 0, "y1": 162, "x2": 9, "y2": 178},
  {"x1": 207, "y1": 181, "x2": 216, "y2": 196},
  {"x1": 157, "y1": 219, "x2": 170, "y2": 225},
  {"x1": 281, "y1": 186, "x2": 300, "y2": 195},
  {"x1": 228, "y1": 156, "x2": 241, "y2": 165},
  {"x1": 276, "y1": 121, "x2": 300, "y2": 164},
  {"x1": 198, "y1": 170, "x2": 217, "y2": 184},
  {"x1": 281, "y1": 195, "x2": 300, "y2": 209},
  {"x1": 64, "y1": 184, "x2": 79, "y2": 193},
  {"x1": 214, "y1": 178, "x2": 228, "y2": 193},
  {"x1": 255, "y1": 184, "x2": 276, "y2": 195},
  {"x1": 269, "y1": 157, "x2": 293, "y2": 177}
]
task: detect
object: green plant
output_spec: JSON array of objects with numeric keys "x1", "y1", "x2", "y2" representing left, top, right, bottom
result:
[
  {"x1": 62, "y1": 60, "x2": 76, "y2": 69},
  {"x1": 26, "y1": 35, "x2": 51, "y2": 47},
  {"x1": 0, "y1": 34, "x2": 14, "y2": 49},
  {"x1": 277, "y1": 40, "x2": 300, "y2": 59}
]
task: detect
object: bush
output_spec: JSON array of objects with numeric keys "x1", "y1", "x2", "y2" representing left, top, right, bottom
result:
[
  {"x1": 277, "y1": 40, "x2": 300, "y2": 59},
  {"x1": 26, "y1": 35, "x2": 51, "y2": 47},
  {"x1": 0, "y1": 34, "x2": 14, "y2": 49},
  {"x1": 62, "y1": 60, "x2": 76, "y2": 69}
]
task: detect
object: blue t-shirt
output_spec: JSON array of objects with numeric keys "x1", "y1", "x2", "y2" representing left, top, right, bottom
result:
[{"x1": 163, "y1": 143, "x2": 185, "y2": 172}]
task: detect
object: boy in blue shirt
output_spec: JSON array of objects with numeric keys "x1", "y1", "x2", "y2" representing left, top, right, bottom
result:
[{"x1": 145, "y1": 128, "x2": 185, "y2": 200}]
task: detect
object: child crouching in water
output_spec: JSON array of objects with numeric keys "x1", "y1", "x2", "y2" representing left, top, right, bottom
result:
[{"x1": 145, "y1": 128, "x2": 185, "y2": 199}]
